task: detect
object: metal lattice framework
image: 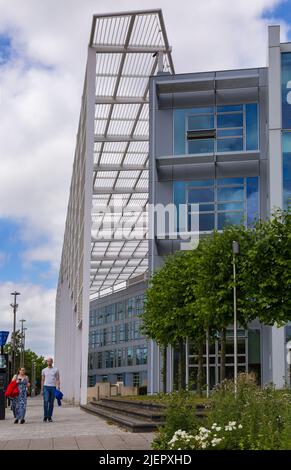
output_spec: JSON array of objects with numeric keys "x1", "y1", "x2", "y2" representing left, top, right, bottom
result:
[{"x1": 90, "y1": 10, "x2": 174, "y2": 296}]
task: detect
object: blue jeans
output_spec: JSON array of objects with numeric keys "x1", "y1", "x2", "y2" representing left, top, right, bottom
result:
[{"x1": 43, "y1": 386, "x2": 56, "y2": 419}]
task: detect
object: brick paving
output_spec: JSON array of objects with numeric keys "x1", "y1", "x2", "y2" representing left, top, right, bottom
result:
[{"x1": 0, "y1": 397, "x2": 154, "y2": 450}]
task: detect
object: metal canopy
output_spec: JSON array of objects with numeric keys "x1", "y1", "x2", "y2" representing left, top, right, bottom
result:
[{"x1": 90, "y1": 10, "x2": 174, "y2": 296}]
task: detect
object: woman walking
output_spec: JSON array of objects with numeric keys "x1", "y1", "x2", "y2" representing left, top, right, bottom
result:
[{"x1": 11, "y1": 367, "x2": 30, "y2": 424}]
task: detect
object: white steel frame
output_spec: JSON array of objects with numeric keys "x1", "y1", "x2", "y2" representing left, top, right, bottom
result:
[{"x1": 55, "y1": 10, "x2": 174, "y2": 404}]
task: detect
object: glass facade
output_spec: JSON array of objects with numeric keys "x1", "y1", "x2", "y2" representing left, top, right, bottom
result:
[
  {"x1": 281, "y1": 52, "x2": 291, "y2": 209},
  {"x1": 173, "y1": 103, "x2": 259, "y2": 155},
  {"x1": 88, "y1": 292, "x2": 147, "y2": 388},
  {"x1": 174, "y1": 176, "x2": 259, "y2": 232},
  {"x1": 188, "y1": 328, "x2": 261, "y2": 389}
]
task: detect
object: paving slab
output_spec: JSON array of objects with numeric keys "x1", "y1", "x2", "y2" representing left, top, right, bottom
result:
[
  {"x1": 76, "y1": 435, "x2": 105, "y2": 450},
  {"x1": 29, "y1": 438, "x2": 54, "y2": 450},
  {"x1": 5, "y1": 439, "x2": 30, "y2": 450},
  {"x1": 0, "y1": 396, "x2": 153, "y2": 450},
  {"x1": 53, "y1": 437, "x2": 79, "y2": 450}
]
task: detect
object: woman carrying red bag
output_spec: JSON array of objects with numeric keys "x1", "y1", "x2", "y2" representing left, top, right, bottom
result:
[{"x1": 6, "y1": 367, "x2": 30, "y2": 424}]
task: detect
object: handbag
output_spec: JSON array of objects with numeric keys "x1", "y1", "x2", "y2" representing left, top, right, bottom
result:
[{"x1": 5, "y1": 379, "x2": 19, "y2": 398}]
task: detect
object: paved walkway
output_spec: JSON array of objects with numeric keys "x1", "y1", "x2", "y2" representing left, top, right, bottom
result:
[{"x1": 0, "y1": 397, "x2": 153, "y2": 450}]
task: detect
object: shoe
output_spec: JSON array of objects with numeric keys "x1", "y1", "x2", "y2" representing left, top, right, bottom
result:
[
  {"x1": 43, "y1": 417, "x2": 47, "y2": 422},
  {"x1": 20, "y1": 419, "x2": 25, "y2": 424},
  {"x1": 14, "y1": 419, "x2": 18, "y2": 424},
  {"x1": 48, "y1": 418, "x2": 53, "y2": 422}
]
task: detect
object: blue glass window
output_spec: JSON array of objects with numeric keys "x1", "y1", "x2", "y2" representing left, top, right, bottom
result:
[
  {"x1": 218, "y1": 212, "x2": 244, "y2": 230},
  {"x1": 281, "y1": 53, "x2": 291, "y2": 130},
  {"x1": 246, "y1": 103, "x2": 258, "y2": 150},
  {"x1": 188, "y1": 139, "x2": 214, "y2": 154},
  {"x1": 174, "y1": 181, "x2": 186, "y2": 232},
  {"x1": 217, "y1": 113, "x2": 243, "y2": 128},
  {"x1": 217, "y1": 129, "x2": 243, "y2": 137},
  {"x1": 282, "y1": 132, "x2": 291, "y2": 209},
  {"x1": 188, "y1": 179, "x2": 213, "y2": 186},
  {"x1": 189, "y1": 212, "x2": 214, "y2": 231},
  {"x1": 217, "y1": 105, "x2": 243, "y2": 112},
  {"x1": 218, "y1": 202, "x2": 244, "y2": 211},
  {"x1": 188, "y1": 188, "x2": 214, "y2": 203},
  {"x1": 174, "y1": 104, "x2": 258, "y2": 156},
  {"x1": 217, "y1": 138, "x2": 243, "y2": 152},
  {"x1": 217, "y1": 187, "x2": 244, "y2": 202},
  {"x1": 174, "y1": 176, "x2": 259, "y2": 233},
  {"x1": 217, "y1": 178, "x2": 244, "y2": 185},
  {"x1": 189, "y1": 204, "x2": 214, "y2": 212},
  {"x1": 174, "y1": 109, "x2": 186, "y2": 155},
  {"x1": 188, "y1": 114, "x2": 214, "y2": 130}
]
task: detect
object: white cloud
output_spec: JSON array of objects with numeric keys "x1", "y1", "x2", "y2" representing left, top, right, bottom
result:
[
  {"x1": 0, "y1": 0, "x2": 289, "y2": 355},
  {"x1": 0, "y1": 282, "x2": 55, "y2": 358}
]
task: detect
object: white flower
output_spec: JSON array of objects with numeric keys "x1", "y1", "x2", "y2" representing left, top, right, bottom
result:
[
  {"x1": 238, "y1": 424, "x2": 243, "y2": 429},
  {"x1": 215, "y1": 427, "x2": 222, "y2": 432},
  {"x1": 211, "y1": 437, "x2": 222, "y2": 447}
]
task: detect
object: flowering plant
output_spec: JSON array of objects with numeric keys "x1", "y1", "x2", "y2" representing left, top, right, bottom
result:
[{"x1": 168, "y1": 421, "x2": 243, "y2": 450}]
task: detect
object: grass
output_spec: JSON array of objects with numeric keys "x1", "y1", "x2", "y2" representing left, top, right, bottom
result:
[{"x1": 118, "y1": 393, "x2": 210, "y2": 406}]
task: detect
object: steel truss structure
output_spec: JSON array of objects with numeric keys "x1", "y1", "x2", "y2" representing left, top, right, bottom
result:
[{"x1": 55, "y1": 10, "x2": 174, "y2": 404}]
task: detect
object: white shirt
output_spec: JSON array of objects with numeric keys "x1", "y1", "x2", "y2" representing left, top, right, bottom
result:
[{"x1": 42, "y1": 367, "x2": 59, "y2": 387}]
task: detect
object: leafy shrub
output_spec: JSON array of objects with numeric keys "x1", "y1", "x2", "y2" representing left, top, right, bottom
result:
[
  {"x1": 152, "y1": 374, "x2": 291, "y2": 450},
  {"x1": 152, "y1": 389, "x2": 200, "y2": 450}
]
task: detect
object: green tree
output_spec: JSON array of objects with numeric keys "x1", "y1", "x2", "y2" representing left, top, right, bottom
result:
[
  {"x1": 193, "y1": 226, "x2": 256, "y2": 380},
  {"x1": 241, "y1": 209, "x2": 291, "y2": 326},
  {"x1": 142, "y1": 249, "x2": 204, "y2": 391}
]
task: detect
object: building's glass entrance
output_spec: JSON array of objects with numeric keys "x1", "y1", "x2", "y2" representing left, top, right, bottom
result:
[{"x1": 172, "y1": 328, "x2": 261, "y2": 391}]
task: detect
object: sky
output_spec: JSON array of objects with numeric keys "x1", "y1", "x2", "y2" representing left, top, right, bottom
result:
[{"x1": 0, "y1": 0, "x2": 290, "y2": 357}]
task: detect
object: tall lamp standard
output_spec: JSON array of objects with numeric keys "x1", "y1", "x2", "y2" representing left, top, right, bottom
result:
[
  {"x1": 10, "y1": 292, "x2": 20, "y2": 376},
  {"x1": 19, "y1": 319, "x2": 26, "y2": 367},
  {"x1": 232, "y1": 241, "x2": 240, "y2": 395}
]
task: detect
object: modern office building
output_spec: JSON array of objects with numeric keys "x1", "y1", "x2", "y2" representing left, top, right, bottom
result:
[
  {"x1": 55, "y1": 10, "x2": 174, "y2": 404},
  {"x1": 88, "y1": 278, "x2": 147, "y2": 388},
  {"x1": 148, "y1": 24, "x2": 291, "y2": 393},
  {"x1": 55, "y1": 9, "x2": 291, "y2": 403}
]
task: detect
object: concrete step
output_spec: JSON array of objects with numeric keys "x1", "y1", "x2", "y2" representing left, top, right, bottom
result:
[
  {"x1": 101, "y1": 397, "x2": 166, "y2": 411},
  {"x1": 81, "y1": 404, "x2": 160, "y2": 433},
  {"x1": 95, "y1": 399, "x2": 165, "y2": 421}
]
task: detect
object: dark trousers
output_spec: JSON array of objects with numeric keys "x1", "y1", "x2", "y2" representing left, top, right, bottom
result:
[{"x1": 43, "y1": 386, "x2": 56, "y2": 419}]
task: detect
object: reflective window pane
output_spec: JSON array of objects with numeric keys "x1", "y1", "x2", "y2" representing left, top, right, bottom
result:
[
  {"x1": 217, "y1": 105, "x2": 243, "y2": 112},
  {"x1": 217, "y1": 113, "x2": 243, "y2": 128},
  {"x1": 247, "y1": 177, "x2": 259, "y2": 226},
  {"x1": 189, "y1": 203, "x2": 214, "y2": 212},
  {"x1": 217, "y1": 187, "x2": 244, "y2": 201},
  {"x1": 217, "y1": 178, "x2": 244, "y2": 185},
  {"x1": 218, "y1": 212, "x2": 244, "y2": 229},
  {"x1": 187, "y1": 107, "x2": 214, "y2": 114},
  {"x1": 188, "y1": 180, "x2": 213, "y2": 186},
  {"x1": 282, "y1": 132, "x2": 291, "y2": 209},
  {"x1": 218, "y1": 202, "x2": 244, "y2": 211},
  {"x1": 173, "y1": 109, "x2": 186, "y2": 155},
  {"x1": 217, "y1": 128, "x2": 243, "y2": 137},
  {"x1": 188, "y1": 188, "x2": 214, "y2": 203},
  {"x1": 189, "y1": 212, "x2": 214, "y2": 231},
  {"x1": 246, "y1": 103, "x2": 258, "y2": 150},
  {"x1": 188, "y1": 114, "x2": 214, "y2": 130},
  {"x1": 188, "y1": 139, "x2": 214, "y2": 154},
  {"x1": 217, "y1": 137, "x2": 243, "y2": 152},
  {"x1": 281, "y1": 53, "x2": 291, "y2": 129}
]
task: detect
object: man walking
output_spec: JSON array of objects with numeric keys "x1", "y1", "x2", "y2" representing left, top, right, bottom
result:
[{"x1": 41, "y1": 357, "x2": 60, "y2": 422}]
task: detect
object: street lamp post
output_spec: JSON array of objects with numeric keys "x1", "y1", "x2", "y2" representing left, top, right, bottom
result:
[
  {"x1": 19, "y1": 319, "x2": 26, "y2": 368},
  {"x1": 10, "y1": 292, "x2": 20, "y2": 376},
  {"x1": 232, "y1": 241, "x2": 240, "y2": 396},
  {"x1": 20, "y1": 318, "x2": 26, "y2": 367}
]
